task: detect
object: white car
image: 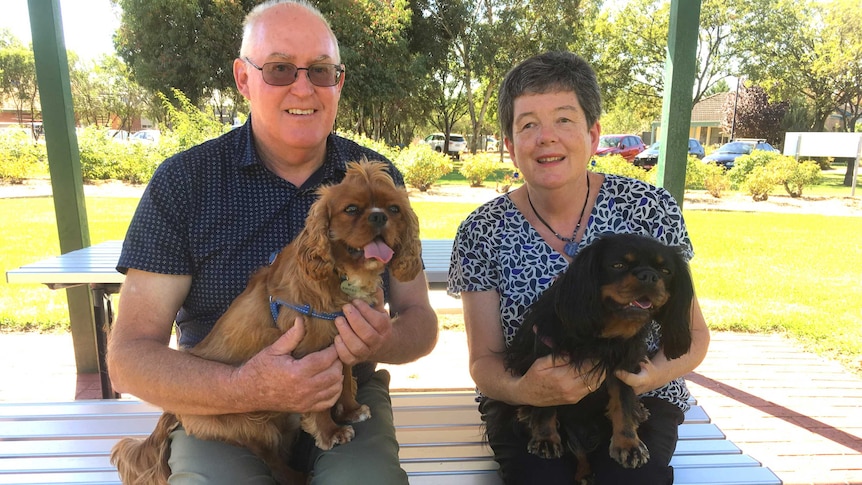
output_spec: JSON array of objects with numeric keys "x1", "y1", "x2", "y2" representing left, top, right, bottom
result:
[
  {"x1": 485, "y1": 135, "x2": 499, "y2": 152},
  {"x1": 423, "y1": 133, "x2": 467, "y2": 159},
  {"x1": 130, "y1": 129, "x2": 160, "y2": 144}
]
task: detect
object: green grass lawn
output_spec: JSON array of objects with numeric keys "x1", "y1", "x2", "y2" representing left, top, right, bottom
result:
[{"x1": 3, "y1": 191, "x2": 861, "y2": 375}]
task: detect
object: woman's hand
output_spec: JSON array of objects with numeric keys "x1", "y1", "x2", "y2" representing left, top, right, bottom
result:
[
  {"x1": 518, "y1": 355, "x2": 605, "y2": 407},
  {"x1": 615, "y1": 358, "x2": 664, "y2": 395}
]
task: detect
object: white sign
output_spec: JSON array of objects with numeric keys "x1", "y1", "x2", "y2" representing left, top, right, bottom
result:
[
  {"x1": 783, "y1": 132, "x2": 862, "y2": 196},
  {"x1": 783, "y1": 132, "x2": 862, "y2": 158}
]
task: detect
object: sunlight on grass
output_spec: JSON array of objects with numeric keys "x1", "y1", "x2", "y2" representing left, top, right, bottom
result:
[{"x1": 685, "y1": 211, "x2": 862, "y2": 370}]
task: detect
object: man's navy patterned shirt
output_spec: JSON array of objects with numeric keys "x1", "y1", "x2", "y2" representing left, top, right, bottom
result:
[{"x1": 118, "y1": 120, "x2": 403, "y2": 354}]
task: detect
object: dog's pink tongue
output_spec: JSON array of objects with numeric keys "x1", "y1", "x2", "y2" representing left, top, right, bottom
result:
[
  {"x1": 631, "y1": 298, "x2": 653, "y2": 309},
  {"x1": 364, "y1": 239, "x2": 394, "y2": 263}
]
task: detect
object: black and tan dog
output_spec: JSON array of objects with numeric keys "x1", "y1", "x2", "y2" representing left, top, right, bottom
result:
[{"x1": 492, "y1": 233, "x2": 694, "y2": 482}]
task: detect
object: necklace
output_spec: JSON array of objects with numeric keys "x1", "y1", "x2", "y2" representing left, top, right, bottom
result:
[{"x1": 527, "y1": 174, "x2": 591, "y2": 257}]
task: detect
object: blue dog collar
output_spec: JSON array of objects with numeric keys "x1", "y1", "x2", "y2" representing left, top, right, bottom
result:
[{"x1": 269, "y1": 296, "x2": 345, "y2": 323}]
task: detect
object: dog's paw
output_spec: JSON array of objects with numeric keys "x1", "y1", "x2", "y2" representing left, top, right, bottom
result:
[
  {"x1": 527, "y1": 438, "x2": 563, "y2": 459},
  {"x1": 633, "y1": 401, "x2": 650, "y2": 423},
  {"x1": 608, "y1": 437, "x2": 650, "y2": 468},
  {"x1": 314, "y1": 425, "x2": 356, "y2": 450},
  {"x1": 336, "y1": 403, "x2": 371, "y2": 424}
]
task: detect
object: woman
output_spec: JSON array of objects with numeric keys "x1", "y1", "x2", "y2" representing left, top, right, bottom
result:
[{"x1": 448, "y1": 51, "x2": 710, "y2": 484}]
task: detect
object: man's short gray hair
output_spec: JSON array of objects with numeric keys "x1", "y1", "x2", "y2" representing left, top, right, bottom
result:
[{"x1": 239, "y1": 0, "x2": 341, "y2": 62}]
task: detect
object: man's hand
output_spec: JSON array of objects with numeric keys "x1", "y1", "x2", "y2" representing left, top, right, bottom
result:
[
  {"x1": 333, "y1": 289, "x2": 392, "y2": 365},
  {"x1": 233, "y1": 317, "x2": 344, "y2": 413}
]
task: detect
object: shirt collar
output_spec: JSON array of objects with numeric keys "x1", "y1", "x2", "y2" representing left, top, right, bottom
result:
[{"x1": 238, "y1": 117, "x2": 348, "y2": 190}]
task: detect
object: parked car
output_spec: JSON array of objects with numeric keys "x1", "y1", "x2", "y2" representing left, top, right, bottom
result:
[
  {"x1": 130, "y1": 129, "x2": 160, "y2": 144},
  {"x1": 594, "y1": 134, "x2": 646, "y2": 162},
  {"x1": 422, "y1": 133, "x2": 467, "y2": 159},
  {"x1": 633, "y1": 138, "x2": 705, "y2": 169},
  {"x1": 702, "y1": 139, "x2": 778, "y2": 170},
  {"x1": 105, "y1": 129, "x2": 130, "y2": 142},
  {"x1": 485, "y1": 135, "x2": 499, "y2": 152}
]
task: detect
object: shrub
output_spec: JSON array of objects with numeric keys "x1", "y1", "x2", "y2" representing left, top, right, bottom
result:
[
  {"x1": 394, "y1": 144, "x2": 453, "y2": 191},
  {"x1": 77, "y1": 126, "x2": 170, "y2": 184},
  {"x1": 337, "y1": 130, "x2": 402, "y2": 162},
  {"x1": 703, "y1": 163, "x2": 730, "y2": 198},
  {"x1": 159, "y1": 89, "x2": 228, "y2": 153},
  {"x1": 727, "y1": 150, "x2": 779, "y2": 189},
  {"x1": 743, "y1": 165, "x2": 777, "y2": 201},
  {"x1": 494, "y1": 172, "x2": 517, "y2": 193},
  {"x1": 459, "y1": 153, "x2": 500, "y2": 187},
  {"x1": 770, "y1": 157, "x2": 821, "y2": 198},
  {"x1": 117, "y1": 142, "x2": 162, "y2": 184},
  {"x1": 78, "y1": 126, "x2": 121, "y2": 181},
  {"x1": 589, "y1": 154, "x2": 652, "y2": 183},
  {"x1": 0, "y1": 128, "x2": 46, "y2": 183},
  {"x1": 683, "y1": 156, "x2": 708, "y2": 190}
]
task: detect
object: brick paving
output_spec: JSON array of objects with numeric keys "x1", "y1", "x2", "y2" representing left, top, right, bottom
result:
[{"x1": 685, "y1": 332, "x2": 862, "y2": 485}]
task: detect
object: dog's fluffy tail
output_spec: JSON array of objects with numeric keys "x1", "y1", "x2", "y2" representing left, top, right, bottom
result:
[{"x1": 110, "y1": 412, "x2": 178, "y2": 485}]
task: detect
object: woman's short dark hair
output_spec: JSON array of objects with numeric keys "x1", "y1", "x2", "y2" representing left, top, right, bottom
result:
[{"x1": 498, "y1": 51, "x2": 602, "y2": 141}]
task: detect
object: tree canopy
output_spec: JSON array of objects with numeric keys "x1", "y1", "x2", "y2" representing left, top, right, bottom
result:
[{"x1": 6, "y1": 0, "x2": 861, "y2": 148}]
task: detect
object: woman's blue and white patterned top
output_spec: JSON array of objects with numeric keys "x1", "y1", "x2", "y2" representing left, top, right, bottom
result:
[{"x1": 448, "y1": 174, "x2": 694, "y2": 411}]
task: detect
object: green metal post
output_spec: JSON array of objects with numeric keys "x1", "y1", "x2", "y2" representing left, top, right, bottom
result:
[
  {"x1": 28, "y1": 0, "x2": 98, "y2": 374},
  {"x1": 656, "y1": 0, "x2": 702, "y2": 209}
]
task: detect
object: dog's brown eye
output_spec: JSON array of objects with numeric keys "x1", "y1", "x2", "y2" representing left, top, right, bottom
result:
[
  {"x1": 345, "y1": 204, "x2": 360, "y2": 215},
  {"x1": 661, "y1": 268, "x2": 672, "y2": 275},
  {"x1": 612, "y1": 262, "x2": 625, "y2": 270},
  {"x1": 388, "y1": 205, "x2": 400, "y2": 213}
]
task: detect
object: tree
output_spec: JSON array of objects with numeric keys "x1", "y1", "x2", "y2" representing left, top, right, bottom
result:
[
  {"x1": 0, "y1": 41, "x2": 39, "y2": 135},
  {"x1": 703, "y1": 79, "x2": 729, "y2": 98},
  {"x1": 112, "y1": 0, "x2": 252, "y2": 104},
  {"x1": 593, "y1": 0, "x2": 739, "y2": 123},
  {"x1": 733, "y1": 0, "x2": 862, "y2": 131},
  {"x1": 318, "y1": 0, "x2": 421, "y2": 144},
  {"x1": 418, "y1": 0, "x2": 590, "y2": 153},
  {"x1": 823, "y1": 0, "x2": 862, "y2": 134},
  {"x1": 720, "y1": 83, "x2": 788, "y2": 145},
  {"x1": 68, "y1": 54, "x2": 152, "y2": 132}
]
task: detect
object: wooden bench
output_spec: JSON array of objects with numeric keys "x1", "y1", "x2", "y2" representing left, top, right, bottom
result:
[{"x1": 0, "y1": 391, "x2": 782, "y2": 484}]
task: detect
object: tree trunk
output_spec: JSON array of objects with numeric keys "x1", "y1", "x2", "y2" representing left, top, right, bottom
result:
[{"x1": 844, "y1": 158, "x2": 857, "y2": 187}]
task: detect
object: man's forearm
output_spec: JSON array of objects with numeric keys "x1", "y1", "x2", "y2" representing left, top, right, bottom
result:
[{"x1": 375, "y1": 309, "x2": 438, "y2": 364}]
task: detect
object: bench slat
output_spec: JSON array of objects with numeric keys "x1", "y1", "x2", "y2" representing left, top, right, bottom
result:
[
  {"x1": 0, "y1": 395, "x2": 781, "y2": 485},
  {"x1": 0, "y1": 452, "x2": 765, "y2": 476}
]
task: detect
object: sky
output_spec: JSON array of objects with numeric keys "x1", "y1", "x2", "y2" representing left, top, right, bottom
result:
[{"x1": 2, "y1": 0, "x2": 121, "y2": 61}]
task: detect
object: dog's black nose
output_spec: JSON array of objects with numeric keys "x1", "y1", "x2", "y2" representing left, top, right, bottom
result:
[
  {"x1": 368, "y1": 211, "x2": 388, "y2": 227},
  {"x1": 635, "y1": 268, "x2": 660, "y2": 284}
]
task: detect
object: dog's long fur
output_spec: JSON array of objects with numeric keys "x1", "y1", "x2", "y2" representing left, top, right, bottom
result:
[
  {"x1": 489, "y1": 233, "x2": 693, "y2": 483},
  {"x1": 110, "y1": 161, "x2": 423, "y2": 484}
]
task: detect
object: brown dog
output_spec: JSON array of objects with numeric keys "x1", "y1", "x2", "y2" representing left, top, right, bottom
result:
[{"x1": 110, "y1": 160, "x2": 423, "y2": 484}]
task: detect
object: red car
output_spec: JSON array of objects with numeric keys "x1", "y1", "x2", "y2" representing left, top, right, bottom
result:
[{"x1": 594, "y1": 134, "x2": 646, "y2": 162}]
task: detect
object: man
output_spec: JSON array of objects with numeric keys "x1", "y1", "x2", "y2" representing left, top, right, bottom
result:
[{"x1": 106, "y1": 1, "x2": 438, "y2": 483}]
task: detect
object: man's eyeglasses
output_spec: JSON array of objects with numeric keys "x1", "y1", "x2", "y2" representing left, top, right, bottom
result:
[{"x1": 243, "y1": 57, "x2": 343, "y2": 87}]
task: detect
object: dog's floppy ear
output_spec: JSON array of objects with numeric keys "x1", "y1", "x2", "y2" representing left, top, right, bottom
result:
[
  {"x1": 298, "y1": 187, "x2": 336, "y2": 280},
  {"x1": 553, "y1": 238, "x2": 605, "y2": 334},
  {"x1": 389, "y1": 195, "x2": 423, "y2": 282},
  {"x1": 657, "y1": 247, "x2": 694, "y2": 359}
]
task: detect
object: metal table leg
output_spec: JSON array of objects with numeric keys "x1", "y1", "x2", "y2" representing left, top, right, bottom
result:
[{"x1": 91, "y1": 284, "x2": 121, "y2": 399}]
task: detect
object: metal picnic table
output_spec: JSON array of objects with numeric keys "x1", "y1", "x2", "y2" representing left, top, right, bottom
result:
[{"x1": 5, "y1": 239, "x2": 454, "y2": 399}]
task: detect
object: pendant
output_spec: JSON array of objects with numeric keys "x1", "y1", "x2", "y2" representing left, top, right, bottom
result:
[{"x1": 564, "y1": 241, "x2": 579, "y2": 257}]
